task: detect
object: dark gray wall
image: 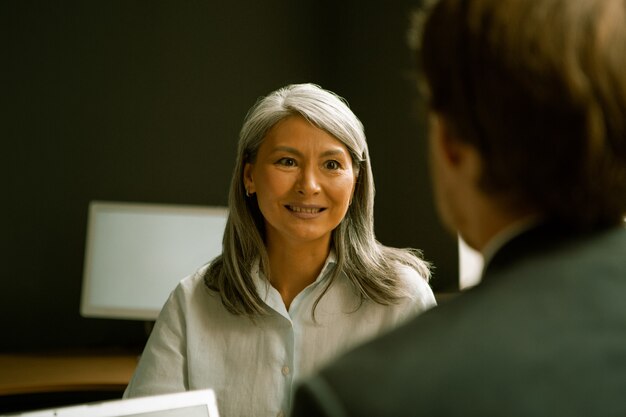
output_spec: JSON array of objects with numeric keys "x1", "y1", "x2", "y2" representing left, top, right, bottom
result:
[{"x1": 3, "y1": 0, "x2": 456, "y2": 352}]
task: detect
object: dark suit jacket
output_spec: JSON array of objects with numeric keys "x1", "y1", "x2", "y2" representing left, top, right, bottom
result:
[{"x1": 291, "y1": 223, "x2": 626, "y2": 417}]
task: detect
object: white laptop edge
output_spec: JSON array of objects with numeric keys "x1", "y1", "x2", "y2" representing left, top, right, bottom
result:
[{"x1": 2, "y1": 389, "x2": 219, "y2": 417}]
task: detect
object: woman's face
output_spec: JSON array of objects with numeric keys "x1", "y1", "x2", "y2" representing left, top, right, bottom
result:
[{"x1": 244, "y1": 115, "x2": 356, "y2": 249}]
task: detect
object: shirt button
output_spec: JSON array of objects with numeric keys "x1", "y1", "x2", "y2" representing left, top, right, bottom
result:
[{"x1": 282, "y1": 366, "x2": 290, "y2": 376}]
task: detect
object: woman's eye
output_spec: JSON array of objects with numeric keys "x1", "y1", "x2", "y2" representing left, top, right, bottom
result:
[
  {"x1": 276, "y1": 157, "x2": 296, "y2": 167},
  {"x1": 324, "y1": 160, "x2": 341, "y2": 170}
]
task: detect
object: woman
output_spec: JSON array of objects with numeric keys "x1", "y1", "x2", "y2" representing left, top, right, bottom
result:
[{"x1": 124, "y1": 83, "x2": 436, "y2": 417}]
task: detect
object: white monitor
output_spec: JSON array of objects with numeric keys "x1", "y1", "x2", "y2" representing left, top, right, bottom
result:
[{"x1": 80, "y1": 201, "x2": 228, "y2": 321}]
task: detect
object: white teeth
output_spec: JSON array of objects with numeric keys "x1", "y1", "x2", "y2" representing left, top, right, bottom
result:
[{"x1": 290, "y1": 206, "x2": 321, "y2": 214}]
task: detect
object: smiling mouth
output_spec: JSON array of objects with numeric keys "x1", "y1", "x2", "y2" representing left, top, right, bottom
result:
[{"x1": 286, "y1": 205, "x2": 326, "y2": 214}]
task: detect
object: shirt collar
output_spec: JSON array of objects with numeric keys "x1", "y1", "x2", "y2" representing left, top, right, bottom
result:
[{"x1": 251, "y1": 250, "x2": 337, "y2": 308}]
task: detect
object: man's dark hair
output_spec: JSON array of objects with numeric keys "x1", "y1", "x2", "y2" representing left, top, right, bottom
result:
[{"x1": 418, "y1": 0, "x2": 626, "y2": 229}]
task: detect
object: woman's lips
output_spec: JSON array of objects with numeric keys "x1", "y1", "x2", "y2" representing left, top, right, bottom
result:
[{"x1": 285, "y1": 204, "x2": 326, "y2": 218}]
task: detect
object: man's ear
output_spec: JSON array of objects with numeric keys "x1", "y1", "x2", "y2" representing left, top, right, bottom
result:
[
  {"x1": 432, "y1": 113, "x2": 482, "y2": 181},
  {"x1": 433, "y1": 114, "x2": 463, "y2": 167}
]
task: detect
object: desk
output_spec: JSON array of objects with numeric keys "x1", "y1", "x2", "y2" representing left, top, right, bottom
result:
[{"x1": 0, "y1": 352, "x2": 138, "y2": 396}]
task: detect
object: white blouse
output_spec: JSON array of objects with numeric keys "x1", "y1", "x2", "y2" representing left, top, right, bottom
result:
[{"x1": 124, "y1": 254, "x2": 436, "y2": 417}]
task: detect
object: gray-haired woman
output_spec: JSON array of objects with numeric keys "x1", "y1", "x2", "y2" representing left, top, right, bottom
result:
[{"x1": 124, "y1": 83, "x2": 436, "y2": 417}]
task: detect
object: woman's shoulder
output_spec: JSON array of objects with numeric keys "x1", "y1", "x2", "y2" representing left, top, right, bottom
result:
[
  {"x1": 176, "y1": 263, "x2": 210, "y2": 289},
  {"x1": 168, "y1": 263, "x2": 219, "y2": 304},
  {"x1": 160, "y1": 263, "x2": 229, "y2": 320},
  {"x1": 392, "y1": 262, "x2": 437, "y2": 307},
  {"x1": 393, "y1": 262, "x2": 426, "y2": 286}
]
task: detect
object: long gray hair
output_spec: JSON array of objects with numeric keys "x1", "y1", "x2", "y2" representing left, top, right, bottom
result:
[{"x1": 205, "y1": 83, "x2": 430, "y2": 316}]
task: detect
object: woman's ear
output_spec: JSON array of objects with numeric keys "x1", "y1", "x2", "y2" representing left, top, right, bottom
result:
[
  {"x1": 243, "y1": 163, "x2": 256, "y2": 195},
  {"x1": 349, "y1": 172, "x2": 358, "y2": 205}
]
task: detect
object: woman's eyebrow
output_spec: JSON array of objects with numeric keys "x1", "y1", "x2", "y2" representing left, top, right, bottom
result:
[
  {"x1": 269, "y1": 146, "x2": 349, "y2": 158},
  {"x1": 270, "y1": 146, "x2": 301, "y2": 156},
  {"x1": 320, "y1": 149, "x2": 348, "y2": 158}
]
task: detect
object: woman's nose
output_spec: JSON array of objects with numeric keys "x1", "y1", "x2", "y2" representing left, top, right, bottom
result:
[{"x1": 296, "y1": 166, "x2": 321, "y2": 195}]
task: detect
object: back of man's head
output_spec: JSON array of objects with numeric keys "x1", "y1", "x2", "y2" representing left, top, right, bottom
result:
[{"x1": 418, "y1": 0, "x2": 626, "y2": 230}]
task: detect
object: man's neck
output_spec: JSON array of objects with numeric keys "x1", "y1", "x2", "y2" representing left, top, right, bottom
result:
[
  {"x1": 480, "y1": 214, "x2": 543, "y2": 266},
  {"x1": 460, "y1": 192, "x2": 541, "y2": 254}
]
